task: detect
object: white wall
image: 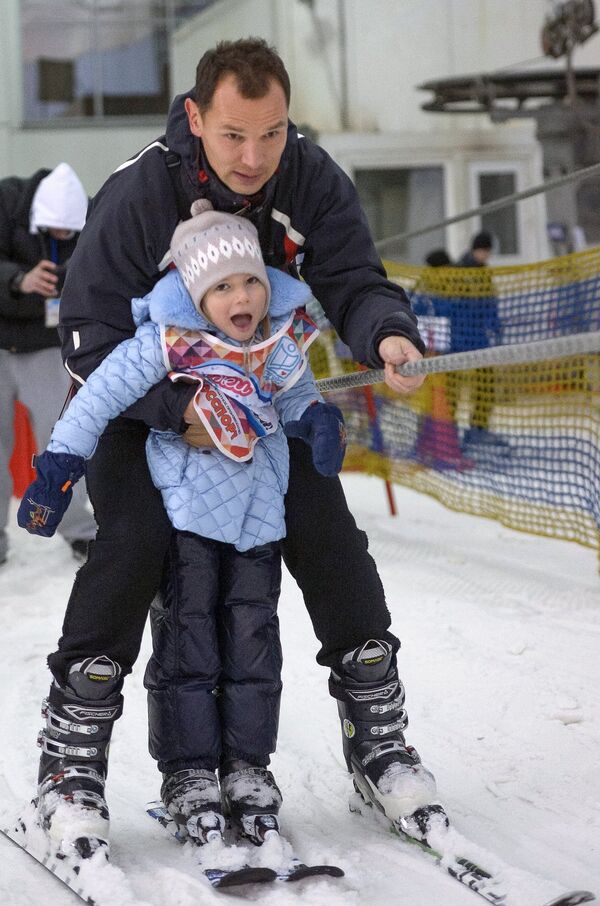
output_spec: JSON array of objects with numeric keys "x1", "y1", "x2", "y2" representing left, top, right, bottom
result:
[
  {"x1": 173, "y1": 0, "x2": 600, "y2": 135},
  {"x1": 171, "y1": 0, "x2": 344, "y2": 129},
  {"x1": 6, "y1": 127, "x2": 167, "y2": 196}
]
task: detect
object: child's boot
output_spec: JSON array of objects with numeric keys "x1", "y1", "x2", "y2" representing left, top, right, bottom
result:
[
  {"x1": 220, "y1": 760, "x2": 282, "y2": 844},
  {"x1": 161, "y1": 769, "x2": 225, "y2": 843}
]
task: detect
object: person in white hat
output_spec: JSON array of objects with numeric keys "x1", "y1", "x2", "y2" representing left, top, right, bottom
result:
[
  {"x1": 18, "y1": 200, "x2": 347, "y2": 852},
  {"x1": 0, "y1": 163, "x2": 96, "y2": 567}
]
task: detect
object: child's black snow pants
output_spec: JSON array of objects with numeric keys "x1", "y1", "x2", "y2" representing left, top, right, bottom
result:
[{"x1": 144, "y1": 532, "x2": 282, "y2": 772}]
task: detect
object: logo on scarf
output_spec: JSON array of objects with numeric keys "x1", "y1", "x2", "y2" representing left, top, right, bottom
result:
[{"x1": 209, "y1": 374, "x2": 254, "y2": 397}]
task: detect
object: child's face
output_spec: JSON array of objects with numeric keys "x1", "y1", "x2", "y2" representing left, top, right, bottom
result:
[{"x1": 201, "y1": 273, "x2": 268, "y2": 341}]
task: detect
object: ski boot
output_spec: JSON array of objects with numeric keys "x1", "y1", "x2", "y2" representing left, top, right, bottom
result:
[
  {"x1": 220, "y1": 760, "x2": 282, "y2": 844},
  {"x1": 36, "y1": 655, "x2": 123, "y2": 859},
  {"x1": 161, "y1": 769, "x2": 225, "y2": 844},
  {"x1": 330, "y1": 639, "x2": 437, "y2": 823}
]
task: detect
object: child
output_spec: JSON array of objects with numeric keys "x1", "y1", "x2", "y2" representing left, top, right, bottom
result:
[{"x1": 18, "y1": 200, "x2": 346, "y2": 854}]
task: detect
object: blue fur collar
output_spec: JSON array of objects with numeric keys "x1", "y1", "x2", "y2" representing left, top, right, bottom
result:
[{"x1": 131, "y1": 266, "x2": 314, "y2": 333}]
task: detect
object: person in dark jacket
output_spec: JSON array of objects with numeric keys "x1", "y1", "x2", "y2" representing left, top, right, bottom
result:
[
  {"x1": 457, "y1": 230, "x2": 493, "y2": 268},
  {"x1": 33, "y1": 38, "x2": 436, "y2": 851},
  {"x1": 0, "y1": 163, "x2": 96, "y2": 566},
  {"x1": 424, "y1": 248, "x2": 453, "y2": 267},
  {"x1": 457, "y1": 231, "x2": 506, "y2": 448}
]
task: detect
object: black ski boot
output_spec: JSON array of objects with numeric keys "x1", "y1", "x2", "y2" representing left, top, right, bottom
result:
[
  {"x1": 36, "y1": 655, "x2": 123, "y2": 858},
  {"x1": 161, "y1": 769, "x2": 225, "y2": 844},
  {"x1": 330, "y1": 639, "x2": 437, "y2": 822},
  {"x1": 220, "y1": 760, "x2": 282, "y2": 844}
]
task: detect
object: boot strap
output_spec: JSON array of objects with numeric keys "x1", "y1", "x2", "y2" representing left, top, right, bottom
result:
[
  {"x1": 361, "y1": 739, "x2": 418, "y2": 768},
  {"x1": 37, "y1": 729, "x2": 109, "y2": 761},
  {"x1": 367, "y1": 713, "x2": 408, "y2": 737},
  {"x1": 43, "y1": 702, "x2": 99, "y2": 736}
]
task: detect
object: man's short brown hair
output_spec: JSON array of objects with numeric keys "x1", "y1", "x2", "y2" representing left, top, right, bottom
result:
[{"x1": 194, "y1": 37, "x2": 291, "y2": 112}]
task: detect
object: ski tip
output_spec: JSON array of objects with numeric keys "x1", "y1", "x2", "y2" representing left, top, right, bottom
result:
[
  {"x1": 544, "y1": 892, "x2": 596, "y2": 906},
  {"x1": 280, "y1": 863, "x2": 345, "y2": 882},
  {"x1": 204, "y1": 866, "x2": 278, "y2": 889}
]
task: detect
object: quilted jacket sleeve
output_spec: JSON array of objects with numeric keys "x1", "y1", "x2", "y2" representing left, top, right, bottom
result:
[
  {"x1": 274, "y1": 361, "x2": 323, "y2": 426},
  {"x1": 48, "y1": 321, "x2": 167, "y2": 458}
]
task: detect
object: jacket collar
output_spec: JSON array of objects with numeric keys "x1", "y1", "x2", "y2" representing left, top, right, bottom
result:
[{"x1": 133, "y1": 266, "x2": 312, "y2": 338}]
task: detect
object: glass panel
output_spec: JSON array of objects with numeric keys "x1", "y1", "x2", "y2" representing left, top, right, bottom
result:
[
  {"x1": 478, "y1": 172, "x2": 518, "y2": 255},
  {"x1": 23, "y1": 19, "x2": 94, "y2": 121},
  {"x1": 576, "y1": 178, "x2": 600, "y2": 246},
  {"x1": 94, "y1": 23, "x2": 169, "y2": 117},
  {"x1": 173, "y1": 0, "x2": 221, "y2": 24},
  {"x1": 21, "y1": 0, "x2": 215, "y2": 121},
  {"x1": 354, "y1": 167, "x2": 445, "y2": 265}
]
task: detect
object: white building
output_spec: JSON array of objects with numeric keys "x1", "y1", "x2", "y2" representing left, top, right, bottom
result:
[{"x1": 3, "y1": 0, "x2": 600, "y2": 264}]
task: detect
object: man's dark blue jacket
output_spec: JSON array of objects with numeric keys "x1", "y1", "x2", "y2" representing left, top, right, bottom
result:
[{"x1": 59, "y1": 91, "x2": 424, "y2": 433}]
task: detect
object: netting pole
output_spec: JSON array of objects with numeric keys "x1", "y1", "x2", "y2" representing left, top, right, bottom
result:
[{"x1": 359, "y1": 367, "x2": 397, "y2": 516}]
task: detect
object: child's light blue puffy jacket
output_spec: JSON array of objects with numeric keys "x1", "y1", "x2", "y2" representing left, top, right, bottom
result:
[{"x1": 48, "y1": 267, "x2": 322, "y2": 551}]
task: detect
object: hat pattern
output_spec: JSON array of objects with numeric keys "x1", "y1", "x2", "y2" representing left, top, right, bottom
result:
[{"x1": 170, "y1": 200, "x2": 270, "y2": 311}]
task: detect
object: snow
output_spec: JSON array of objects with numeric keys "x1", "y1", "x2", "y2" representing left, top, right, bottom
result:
[{"x1": 1, "y1": 474, "x2": 598, "y2": 905}]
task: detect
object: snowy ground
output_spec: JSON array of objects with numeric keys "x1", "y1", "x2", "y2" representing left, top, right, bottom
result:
[{"x1": 0, "y1": 474, "x2": 598, "y2": 906}]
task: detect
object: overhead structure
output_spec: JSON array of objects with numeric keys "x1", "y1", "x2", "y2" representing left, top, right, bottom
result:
[{"x1": 418, "y1": 0, "x2": 600, "y2": 251}]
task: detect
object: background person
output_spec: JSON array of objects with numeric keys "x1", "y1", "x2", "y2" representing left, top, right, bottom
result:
[
  {"x1": 458, "y1": 230, "x2": 494, "y2": 267},
  {"x1": 457, "y1": 230, "x2": 505, "y2": 449},
  {"x1": 424, "y1": 248, "x2": 453, "y2": 267},
  {"x1": 0, "y1": 163, "x2": 96, "y2": 566}
]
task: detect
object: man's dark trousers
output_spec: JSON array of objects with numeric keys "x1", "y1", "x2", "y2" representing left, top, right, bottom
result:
[{"x1": 47, "y1": 417, "x2": 399, "y2": 683}]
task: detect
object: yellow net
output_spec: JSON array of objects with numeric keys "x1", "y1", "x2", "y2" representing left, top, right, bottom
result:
[{"x1": 308, "y1": 246, "x2": 600, "y2": 564}]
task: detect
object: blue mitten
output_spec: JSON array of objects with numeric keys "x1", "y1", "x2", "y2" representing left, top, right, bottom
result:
[
  {"x1": 285, "y1": 402, "x2": 346, "y2": 477},
  {"x1": 17, "y1": 451, "x2": 86, "y2": 537}
]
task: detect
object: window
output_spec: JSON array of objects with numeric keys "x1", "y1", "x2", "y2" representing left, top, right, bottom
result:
[
  {"x1": 478, "y1": 172, "x2": 518, "y2": 255},
  {"x1": 576, "y1": 177, "x2": 600, "y2": 246},
  {"x1": 469, "y1": 163, "x2": 522, "y2": 258},
  {"x1": 21, "y1": 1, "x2": 218, "y2": 122},
  {"x1": 353, "y1": 167, "x2": 446, "y2": 265}
]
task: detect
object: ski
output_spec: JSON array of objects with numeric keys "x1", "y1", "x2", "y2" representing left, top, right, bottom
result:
[
  {"x1": 146, "y1": 800, "x2": 276, "y2": 889},
  {"x1": 230, "y1": 812, "x2": 345, "y2": 882},
  {"x1": 277, "y1": 857, "x2": 345, "y2": 882},
  {"x1": 203, "y1": 865, "x2": 278, "y2": 888},
  {"x1": 0, "y1": 801, "x2": 148, "y2": 906},
  {"x1": 349, "y1": 789, "x2": 595, "y2": 906},
  {"x1": 1, "y1": 810, "x2": 105, "y2": 906},
  {"x1": 146, "y1": 799, "x2": 344, "y2": 887}
]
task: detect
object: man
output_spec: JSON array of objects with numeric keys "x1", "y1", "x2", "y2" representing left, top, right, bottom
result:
[
  {"x1": 33, "y1": 39, "x2": 436, "y2": 855},
  {"x1": 458, "y1": 230, "x2": 493, "y2": 268},
  {"x1": 0, "y1": 163, "x2": 96, "y2": 566},
  {"x1": 424, "y1": 248, "x2": 453, "y2": 267}
]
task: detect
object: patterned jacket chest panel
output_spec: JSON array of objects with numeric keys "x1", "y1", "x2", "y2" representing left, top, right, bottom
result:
[
  {"x1": 161, "y1": 310, "x2": 318, "y2": 462},
  {"x1": 162, "y1": 310, "x2": 317, "y2": 391}
]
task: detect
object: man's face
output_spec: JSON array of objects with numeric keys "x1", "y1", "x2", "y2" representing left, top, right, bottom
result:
[
  {"x1": 47, "y1": 228, "x2": 75, "y2": 240},
  {"x1": 185, "y1": 74, "x2": 288, "y2": 196},
  {"x1": 473, "y1": 247, "x2": 491, "y2": 264}
]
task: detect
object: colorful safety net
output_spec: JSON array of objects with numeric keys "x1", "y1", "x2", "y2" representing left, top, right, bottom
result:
[{"x1": 308, "y1": 246, "x2": 600, "y2": 565}]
